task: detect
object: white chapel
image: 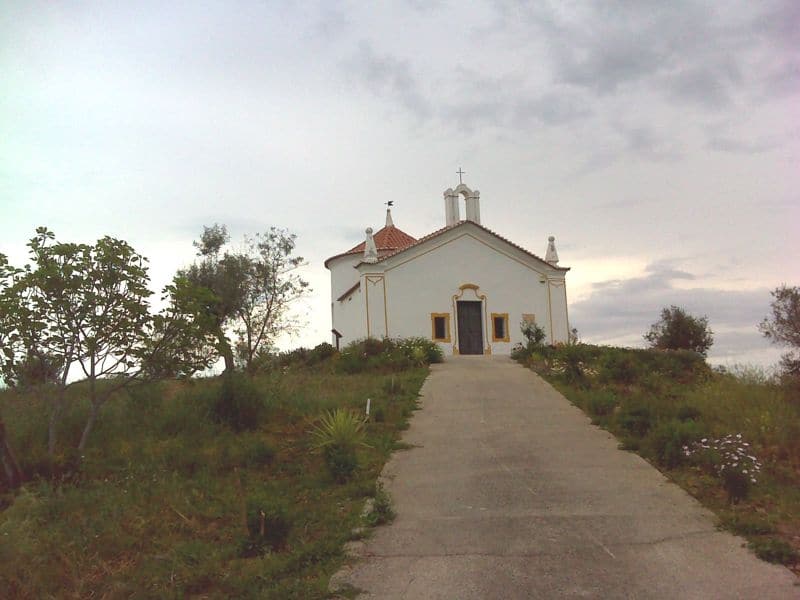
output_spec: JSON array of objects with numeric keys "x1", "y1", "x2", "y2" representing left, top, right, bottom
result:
[{"x1": 325, "y1": 181, "x2": 570, "y2": 355}]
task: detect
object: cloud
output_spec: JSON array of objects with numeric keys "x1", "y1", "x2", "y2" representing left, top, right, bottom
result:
[
  {"x1": 343, "y1": 41, "x2": 433, "y2": 121},
  {"x1": 620, "y1": 126, "x2": 682, "y2": 161},
  {"x1": 513, "y1": 91, "x2": 593, "y2": 126},
  {"x1": 707, "y1": 135, "x2": 782, "y2": 154},
  {"x1": 570, "y1": 261, "x2": 775, "y2": 364}
]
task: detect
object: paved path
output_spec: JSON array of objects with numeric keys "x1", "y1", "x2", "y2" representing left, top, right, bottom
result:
[{"x1": 334, "y1": 356, "x2": 799, "y2": 599}]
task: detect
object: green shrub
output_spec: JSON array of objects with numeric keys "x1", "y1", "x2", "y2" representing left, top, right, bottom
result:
[
  {"x1": 749, "y1": 538, "x2": 799, "y2": 564},
  {"x1": 676, "y1": 404, "x2": 701, "y2": 422},
  {"x1": 521, "y1": 320, "x2": 547, "y2": 351},
  {"x1": 310, "y1": 408, "x2": 368, "y2": 482},
  {"x1": 240, "y1": 492, "x2": 291, "y2": 557},
  {"x1": 721, "y1": 469, "x2": 750, "y2": 505},
  {"x1": 598, "y1": 351, "x2": 640, "y2": 384},
  {"x1": 587, "y1": 391, "x2": 618, "y2": 417},
  {"x1": 647, "y1": 419, "x2": 705, "y2": 468},
  {"x1": 558, "y1": 344, "x2": 590, "y2": 384},
  {"x1": 617, "y1": 403, "x2": 653, "y2": 437},
  {"x1": 337, "y1": 337, "x2": 441, "y2": 374},
  {"x1": 323, "y1": 445, "x2": 358, "y2": 483},
  {"x1": 211, "y1": 374, "x2": 267, "y2": 432}
]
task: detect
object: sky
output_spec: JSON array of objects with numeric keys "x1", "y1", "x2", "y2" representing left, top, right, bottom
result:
[{"x1": 2, "y1": 1, "x2": 798, "y2": 369}]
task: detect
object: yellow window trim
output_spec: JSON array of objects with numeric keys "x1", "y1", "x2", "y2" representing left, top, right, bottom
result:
[
  {"x1": 491, "y1": 312, "x2": 510, "y2": 342},
  {"x1": 431, "y1": 313, "x2": 451, "y2": 342}
]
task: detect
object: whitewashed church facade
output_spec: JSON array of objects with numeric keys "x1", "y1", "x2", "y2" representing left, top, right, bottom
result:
[{"x1": 325, "y1": 182, "x2": 570, "y2": 355}]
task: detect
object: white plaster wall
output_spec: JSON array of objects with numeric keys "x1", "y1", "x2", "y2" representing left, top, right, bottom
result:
[
  {"x1": 328, "y1": 254, "x2": 367, "y2": 346},
  {"x1": 375, "y1": 229, "x2": 568, "y2": 354},
  {"x1": 332, "y1": 285, "x2": 366, "y2": 347},
  {"x1": 328, "y1": 254, "x2": 362, "y2": 300},
  {"x1": 363, "y1": 274, "x2": 388, "y2": 339},
  {"x1": 548, "y1": 280, "x2": 570, "y2": 343}
]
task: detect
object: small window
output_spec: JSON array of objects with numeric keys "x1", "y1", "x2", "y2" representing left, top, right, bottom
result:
[
  {"x1": 431, "y1": 313, "x2": 451, "y2": 342},
  {"x1": 491, "y1": 312, "x2": 510, "y2": 342}
]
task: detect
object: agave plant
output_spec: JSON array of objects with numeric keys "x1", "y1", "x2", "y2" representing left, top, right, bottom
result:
[{"x1": 310, "y1": 408, "x2": 370, "y2": 482}]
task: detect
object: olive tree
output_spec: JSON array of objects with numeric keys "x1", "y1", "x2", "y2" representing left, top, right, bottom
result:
[
  {"x1": 644, "y1": 305, "x2": 713, "y2": 356},
  {"x1": 179, "y1": 225, "x2": 309, "y2": 375},
  {"x1": 759, "y1": 285, "x2": 800, "y2": 377}
]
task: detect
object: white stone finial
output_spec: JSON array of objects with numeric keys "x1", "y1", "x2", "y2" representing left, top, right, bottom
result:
[
  {"x1": 545, "y1": 235, "x2": 559, "y2": 265},
  {"x1": 385, "y1": 208, "x2": 394, "y2": 227},
  {"x1": 364, "y1": 227, "x2": 378, "y2": 263}
]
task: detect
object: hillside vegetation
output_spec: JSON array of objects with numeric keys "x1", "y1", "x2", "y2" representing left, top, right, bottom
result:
[
  {"x1": 0, "y1": 339, "x2": 439, "y2": 598},
  {"x1": 513, "y1": 343, "x2": 800, "y2": 573}
]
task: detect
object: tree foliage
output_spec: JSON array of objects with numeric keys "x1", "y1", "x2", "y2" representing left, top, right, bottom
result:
[
  {"x1": 644, "y1": 305, "x2": 713, "y2": 356},
  {"x1": 0, "y1": 228, "x2": 214, "y2": 457},
  {"x1": 178, "y1": 224, "x2": 309, "y2": 375},
  {"x1": 759, "y1": 285, "x2": 800, "y2": 377}
]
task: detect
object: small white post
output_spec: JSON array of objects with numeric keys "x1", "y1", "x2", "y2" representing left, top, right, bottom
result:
[{"x1": 366, "y1": 397, "x2": 371, "y2": 416}]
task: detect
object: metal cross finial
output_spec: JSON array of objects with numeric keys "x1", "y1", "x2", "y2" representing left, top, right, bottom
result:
[{"x1": 456, "y1": 167, "x2": 465, "y2": 184}]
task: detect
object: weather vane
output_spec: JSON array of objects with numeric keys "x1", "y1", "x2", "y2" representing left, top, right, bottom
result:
[
  {"x1": 456, "y1": 167, "x2": 465, "y2": 184},
  {"x1": 385, "y1": 200, "x2": 394, "y2": 207}
]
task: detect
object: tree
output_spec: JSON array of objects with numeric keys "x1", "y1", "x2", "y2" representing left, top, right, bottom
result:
[
  {"x1": 644, "y1": 305, "x2": 713, "y2": 356},
  {"x1": 234, "y1": 228, "x2": 309, "y2": 373},
  {"x1": 179, "y1": 225, "x2": 309, "y2": 375},
  {"x1": 759, "y1": 285, "x2": 800, "y2": 377},
  {"x1": 1, "y1": 228, "x2": 216, "y2": 457}
]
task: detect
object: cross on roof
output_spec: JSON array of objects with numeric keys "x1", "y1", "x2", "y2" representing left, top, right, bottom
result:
[{"x1": 456, "y1": 167, "x2": 465, "y2": 184}]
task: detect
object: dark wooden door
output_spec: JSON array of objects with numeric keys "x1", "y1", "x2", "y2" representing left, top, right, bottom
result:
[{"x1": 457, "y1": 301, "x2": 483, "y2": 355}]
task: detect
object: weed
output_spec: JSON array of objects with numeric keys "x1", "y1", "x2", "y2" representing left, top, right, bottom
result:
[
  {"x1": 676, "y1": 404, "x2": 701, "y2": 422},
  {"x1": 617, "y1": 403, "x2": 653, "y2": 437},
  {"x1": 240, "y1": 492, "x2": 291, "y2": 557},
  {"x1": 212, "y1": 373, "x2": 267, "y2": 432},
  {"x1": 648, "y1": 419, "x2": 705, "y2": 468},
  {"x1": 366, "y1": 483, "x2": 395, "y2": 526},
  {"x1": 749, "y1": 538, "x2": 799, "y2": 565},
  {"x1": 587, "y1": 391, "x2": 617, "y2": 417},
  {"x1": 719, "y1": 514, "x2": 776, "y2": 536}
]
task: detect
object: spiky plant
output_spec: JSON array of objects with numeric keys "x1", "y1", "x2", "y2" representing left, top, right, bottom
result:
[{"x1": 310, "y1": 408, "x2": 369, "y2": 482}]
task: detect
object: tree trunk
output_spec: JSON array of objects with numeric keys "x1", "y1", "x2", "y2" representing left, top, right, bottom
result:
[
  {"x1": 215, "y1": 327, "x2": 235, "y2": 375},
  {"x1": 0, "y1": 420, "x2": 23, "y2": 489},
  {"x1": 77, "y1": 401, "x2": 100, "y2": 452}
]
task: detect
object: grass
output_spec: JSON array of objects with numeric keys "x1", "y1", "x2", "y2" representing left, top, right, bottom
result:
[
  {"x1": 513, "y1": 343, "x2": 800, "y2": 573},
  {"x1": 0, "y1": 362, "x2": 428, "y2": 598}
]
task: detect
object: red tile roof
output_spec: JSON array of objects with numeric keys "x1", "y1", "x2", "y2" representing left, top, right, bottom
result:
[{"x1": 324, "y1": 225, "x2": 417, "y2": 267}]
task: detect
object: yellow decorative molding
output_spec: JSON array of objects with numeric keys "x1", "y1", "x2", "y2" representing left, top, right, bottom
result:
[
  {"x1": 490, "y1": 312, "x2": 510, "y2": 342},
  {"x1": 451, "y1": 283, "x2": 489, "y2": 355},
  {"x1": 430, "y1": 312, "x2": 451, "y2": 342}
]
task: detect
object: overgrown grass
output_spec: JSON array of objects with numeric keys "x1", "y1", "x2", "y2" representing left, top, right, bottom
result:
[
  {"x1": 514, "y1": 343, "x2": 800, "y2": 573},
  {"x1": 0, "y1": 354, "x2": 428, "y2": 598}
]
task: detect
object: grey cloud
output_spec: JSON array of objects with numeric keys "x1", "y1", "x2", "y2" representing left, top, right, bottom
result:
[
  {"x1": 344, "y1": 41, "x2": 433, "y2": 120},
  {"x1": 620, "y1": 126, "x2": 682, "y2": 161},
  {"x1": 513, "y1": 92, "x2": 593, "y2": 126},
  {"x1": 663, "y1": 60, "x2": 740, "y2": 109},
  {"x1": 762, "y1": 60, "x2": 800, "y2": 98},
  {"x1": 570, "y1": 261, "x2": 774, "y2": 363},
  {"x1": 707, "y1": 135, "x2": 782, "y2": 155}
]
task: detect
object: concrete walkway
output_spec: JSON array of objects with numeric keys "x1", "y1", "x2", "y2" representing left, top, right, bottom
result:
[{"x1": 334, "y1": 356, "x2": 799, "y2": 599}]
